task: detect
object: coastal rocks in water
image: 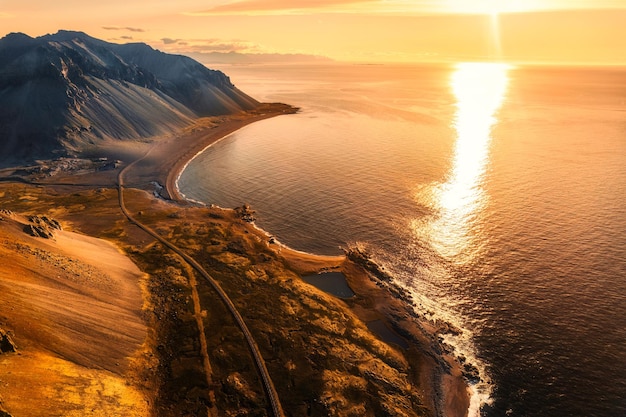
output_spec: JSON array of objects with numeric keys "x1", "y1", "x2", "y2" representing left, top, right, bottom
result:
[
  {"x1": 0, "y1": 329, "x2": 17, "y2": 353},
  {"x1": 345, "y1": 246, "x2": 391, "y2": 281},
  {"x1": 458, "y1": 356, "x2": 481, "y2": 384},
  {"x1": 346, "y1": 244, "x2": 481, "y2": 389},
  {"x1": 345, "y1": 246, "x2": 417, "y2": 309},
  {"x1": 23, "y1": 215, "x2": 62, "y2": 239}
]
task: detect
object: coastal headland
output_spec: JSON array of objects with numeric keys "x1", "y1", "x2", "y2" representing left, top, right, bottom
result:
[{"x1": 0, "y1": 105, "x2": 470, "y2": 417}]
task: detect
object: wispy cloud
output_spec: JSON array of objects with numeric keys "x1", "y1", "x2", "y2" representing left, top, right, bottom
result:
[
  {"x1": 102, "y1": 26, "x2": 145, "y2": 32},
  {"x1": 0, "y1": 12, "x2": 14, "y2": 18},
  {"x1": 161, "y1": 38, "x2": 182, "y2": 45},
  {"x1": 184, "y1": 0, "x2": 626, "y2": 16},
  {"x1": 159, "y1": 37, "x2": 260, "y2": 53},
  {"x1": 107, "y1": 36, "x2": 136, "y2": 43},
  {"x1": 184, "y1": 0, "x2": 381, "y2": 16}
]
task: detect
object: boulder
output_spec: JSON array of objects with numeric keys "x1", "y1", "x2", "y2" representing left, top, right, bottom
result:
[
  {"x1": 0, "y1": 329, "x2": 16, "y2": 353},
  {"x1": 24, "y1": 215, "x2": 62, "y2": 238}
]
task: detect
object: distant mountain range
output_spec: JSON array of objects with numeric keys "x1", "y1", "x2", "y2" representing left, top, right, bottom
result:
[
  {"x1": 0, "y1": 30, "x2": 259, "y2": 164},
  {"x1": 188, "y1": 51, "x2": 333, "y2": 65}
]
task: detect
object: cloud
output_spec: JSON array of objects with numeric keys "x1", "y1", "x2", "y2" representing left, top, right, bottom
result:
[
  {"x1": 159, "y1": 37, "x2": 260, "y2": 54},
  {"x1": 0, "y1": 12, "x2": 14, "y2": 18},
  {"x1": 181, "y1": 0, "x2": 485, "y2": 16},
  {"x1": 184, "y1": 0, "x2": 379, "y2": 15},
  {"x1": 187, "y1": 40, "x2": 258, "y2": 53},
  {"x1": 107, "y1": 36, "x2": 135, "y2": 43},
  {"x1": 182, "y1": 0, "x2": 626, "y2": 17},
  {"x1": 102, "y1": 26, "x2": 145, "y2": 32}
]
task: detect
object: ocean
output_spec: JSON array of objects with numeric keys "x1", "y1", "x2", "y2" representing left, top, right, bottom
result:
[{"x1": 178, "y1": 62, "x2": 626, "y2": 416}]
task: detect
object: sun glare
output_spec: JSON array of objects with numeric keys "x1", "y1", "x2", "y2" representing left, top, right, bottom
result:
[
  {"x1": 444, "y1": 0, "x2": 536, "y2": 14},
  {"x1": 414, "y1": 62, "x2": 511, "y2": 264}
]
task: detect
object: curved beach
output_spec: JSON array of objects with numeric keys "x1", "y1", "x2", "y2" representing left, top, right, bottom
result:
[
  {"x1": 0, "y1": 103, "x2": 471, "y2": 416},
  {"x1": 159, "y1": 107, "x2": 472, "y2": 417}
]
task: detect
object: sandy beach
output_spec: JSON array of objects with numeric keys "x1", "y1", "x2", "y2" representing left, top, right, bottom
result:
[{"x1": 113, "y1": 102, "x2": 298, "y2": 201}]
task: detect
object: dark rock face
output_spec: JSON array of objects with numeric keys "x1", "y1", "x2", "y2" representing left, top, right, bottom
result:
[
  {"x1": 235, "y1": 204, "x2": 256, "y2": 223},
  {"x1": 0, "y1": 329, "x2": 16, "y2": 353},
  {"x1": 23, "y1": 215, "x2": 62, "y2": 239},
  {"x1": 0, "y1": 30, "x2": 260, "y2": 165}
]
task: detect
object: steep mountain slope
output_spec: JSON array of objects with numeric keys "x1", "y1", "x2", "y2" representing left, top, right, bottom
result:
[{"x1": 0, "y1": 30, "x2": 259, "y2": 165}]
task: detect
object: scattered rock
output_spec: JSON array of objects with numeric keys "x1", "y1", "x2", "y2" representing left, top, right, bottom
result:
[
  {"x1": 0, "y1": 408, "x2": 13, "y2": 417},
  {"x1": 29, "y1": 215, "x2": 62, "y2": 230},
  {"x1": 23, "y1": 215, "x2": 62, "y2": 239},
  {"x1": 24, "y1": 224, "x2": 53, "y2": 239},
  {"x1": 462, "y1": 362, "x2": 481, "y2": 384},
  {"x1": 0, "y1": 329, "x2": 17, "y2": 353},
  {"x1": 235, "y1": 204, "x2": 256, "y2": 222}
]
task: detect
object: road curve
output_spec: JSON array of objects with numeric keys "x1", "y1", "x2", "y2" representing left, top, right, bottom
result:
[{"x1": 117, "y1": 159, "x2": 285, "y2": 417}]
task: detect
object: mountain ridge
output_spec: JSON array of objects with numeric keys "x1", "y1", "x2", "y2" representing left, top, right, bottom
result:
[{"x1": 0, "y1": 30, "x2": 259, "y2": 166}]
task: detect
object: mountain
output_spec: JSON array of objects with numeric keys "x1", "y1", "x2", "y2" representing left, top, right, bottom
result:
[{"x1": 0, "y1": 30, "x2": 259, "y2": 164}]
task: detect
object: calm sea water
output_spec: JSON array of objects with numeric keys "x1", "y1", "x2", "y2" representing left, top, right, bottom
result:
[{"x1": 178, "y1": 63, "x2": 626, "y2": 417}]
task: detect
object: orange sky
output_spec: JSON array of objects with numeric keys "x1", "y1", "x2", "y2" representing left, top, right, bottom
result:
[{"x1": 1, "y1": 0, "x2": 625, "y2": 64}]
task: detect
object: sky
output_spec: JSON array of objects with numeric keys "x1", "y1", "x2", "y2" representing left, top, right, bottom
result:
[{"x1": 1, "y1": 0, "x2": 625, "y2": 64}]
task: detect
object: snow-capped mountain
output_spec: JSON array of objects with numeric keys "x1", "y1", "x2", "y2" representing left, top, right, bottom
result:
[{"x1": 0, "y1": 30, "x2": 259, "y2": 164}]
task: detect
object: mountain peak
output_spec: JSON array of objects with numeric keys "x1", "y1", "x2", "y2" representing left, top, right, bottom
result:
[
  {"x1": 43, "y1": 30, "x2": 106, "y2": 46},
  {"x1": 49, "y1": 30, "x2": 92, "y2": 39},
  {"x1": 0, "y1": 30, "x2": 260, "y2": 165},
  {"x1": 0, "y1": 32, "x2": 35, "y2": 47},
  {"x1": 1, "y1": 32, "x2": 33, "y2": 41}
]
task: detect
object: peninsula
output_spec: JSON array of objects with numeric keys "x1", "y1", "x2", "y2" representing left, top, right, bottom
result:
[{"x1": 0, "y1": 31, "x2": 470, "y2": 417}]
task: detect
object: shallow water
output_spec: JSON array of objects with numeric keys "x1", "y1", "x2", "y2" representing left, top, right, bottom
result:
[
  {"x1": 366, "y1": 320, "x2": 410, "y2": 350},
  {"x1": 302, "y1": 272, "x2": 355, "y2": 299},
  {"x1": 179, "y1": 63, "x2": 626, "y2": 416}
]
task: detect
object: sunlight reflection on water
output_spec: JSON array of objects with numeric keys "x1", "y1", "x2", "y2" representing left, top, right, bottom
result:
[{"x1": 415, "y1": 63, "x2": 511, "y2": 265}]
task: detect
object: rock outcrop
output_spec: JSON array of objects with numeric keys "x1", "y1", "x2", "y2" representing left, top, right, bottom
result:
[
  {"x1": 0, "y1": 329, "x2": 16, "y2": 353},
  {"x1": 23, "y1": 215, "x2": 62, "y2": 239}
]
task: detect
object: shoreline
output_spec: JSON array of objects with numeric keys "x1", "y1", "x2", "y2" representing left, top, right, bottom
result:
[
  {"x1": 0, "y1": 103, "x2": 471, "y2": 416},
  {"x1": 165, "y1": 103, "x2": 298, "y2": 202},
  {"x1": 109, "y1": 102, "x2": 298, "y2": 202},
  {"x1": 155, "y1": 107, "x2": 471, "y2": 417}
]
